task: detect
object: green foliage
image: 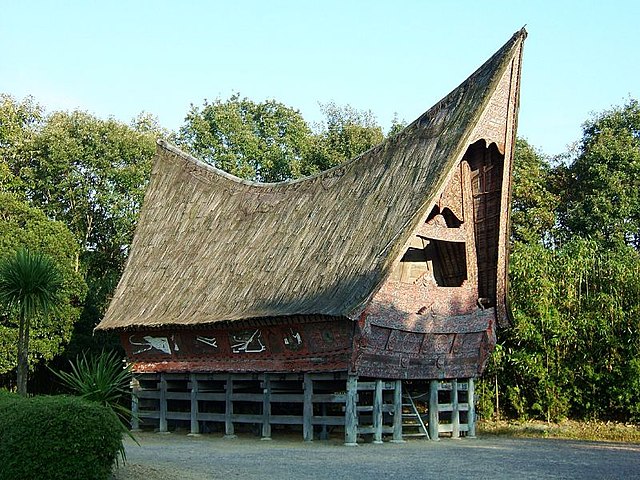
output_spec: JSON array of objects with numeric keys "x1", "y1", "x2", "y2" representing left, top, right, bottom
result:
[
  {"x1": 388, "y1": 113, "x2": 407, "y2": 137},
  {"x1": 0, "y1": 247, "x2": 63, "y2": 395},
  {"x1": 0, "y1": 248, "x2": 62, "y2": 319},
  {"x1": 0, "y1": 193, "x2": 86, "y2": 380},
  {"x1": 307, "y1": 102, "x2": 384, "y2": 172},
  {"x1": 52, "y1": 350, "x2": 134, "y2": 430},
  {"x1": 22, "y1": 110, "x2": 156, "y2": 267},
  {"x1": 561, "y1": 99, "x2": 640, "y2": 248},
  {"x1": 177, "y1": 93, "x2": 313, "y2": 181},
  {"x1": 1, "y1": 99, "x2": 156, "y2": 360},
  {"x1": 0, "y1": 94, "x2": 43, "y2": 194},
  {"x1": 510, "y1": 139, "x2": 558, "y2": 244},
  {"x1": 0, "y1": 392, "x2": 124, "y2": 480},
  {"x1": 480, "y1": 103, "x2": 640, "y2": 423},
  {"x1": 491, "y1": 231, "x2": 640, "y2": 422},
  {"x1": 177, "y1": 95, "x2": 387, "y2": 182}
]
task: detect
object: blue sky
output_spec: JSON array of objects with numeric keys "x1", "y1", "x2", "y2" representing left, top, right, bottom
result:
[{"x1": 1, "y1": 1, "x2": 638, "y2": 157}]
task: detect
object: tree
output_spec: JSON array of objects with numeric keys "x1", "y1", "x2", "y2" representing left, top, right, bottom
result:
[
  {"x1": 19, "y1": 111, "x2": 156, "y2": 272},
  {"x1": 6, "y1": 110, "x2": 156, "y2": 355},
  {"x1": 0, "y1": 193, "x2": 86, "y2": 389},
  {"x1": 0, "y1": 94, "x2": 43, "y2": 195},
  {"x1": 0, "y1": 249, "x2": 63, "y2": 395},
  {"x1": 482, "y1": 119, "x2": 640, "y2": 422},
  {"x1": 560, "y1": 99, "x2": 640, "y2": 249},
  {"x1": 177, "y1": 94, "x2": 313, "y2": 182},
  {"x1": 388, "y1": 113, "x2": 407, "y2": 137},
  {"x1": 510, "y1": 138, "x2": 559, "y2": 245},
  {"x1": 307, "y1": 102, "x2": 384, "y2": 172}
]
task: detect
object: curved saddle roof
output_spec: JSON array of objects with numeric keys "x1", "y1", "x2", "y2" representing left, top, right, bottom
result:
[{"x1": 97, "y1": 29, "x2": 526, "y2": 331}]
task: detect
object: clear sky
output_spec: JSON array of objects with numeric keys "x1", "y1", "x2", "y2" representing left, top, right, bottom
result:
[{"x1": 1, "y1": 1, "x2": 638, "y2": 157}]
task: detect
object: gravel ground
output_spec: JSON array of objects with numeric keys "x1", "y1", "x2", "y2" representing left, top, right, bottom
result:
[{"x1": 112, "y1": 431, "x2": 640, "y2": 479}]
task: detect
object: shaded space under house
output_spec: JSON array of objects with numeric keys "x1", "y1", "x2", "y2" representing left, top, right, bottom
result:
[{"x1": 96, "y1": 28, "x2": 526, "y2": 444}]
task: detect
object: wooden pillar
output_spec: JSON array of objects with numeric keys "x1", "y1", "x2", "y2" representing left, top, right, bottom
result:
[
  {"x1": 344, "y1": 375, "x2": 358, "y2": 446},
  {"x1": 158, "y1": 373, "x2": 168, "y2": 433},
  {"x1": 320, "y1": 403, "x2": 329, "y2": 440},
  {"x1": 224, "y1": 374, "x2": 236, "y2": 438},
  {"x1": 467, "y1": 378, "x2": 476, "y2": 438},
  {"x1": 130, "y1": 377, "x2": 140, "y2": 431},
  {"x1": 391, "y1": 379, "x2": 405, "y2": 443},
  {"x1": 452, "y1": 379, "x2": 460, "y2": 439},
  {"x1": 262, "y1": 374, "x2": 272, "y2": 440},
  {"x1": 428, "y1": 379, "x2": 439, "y2": 441},
  {"x1": 303, "y1": 374, "x2": 314, "y2": 442},
  {"x1": 189, "y1": 373, "x2": 200, "y2": 435},
  {"x1": 373, "y1": 379, "x2": 383, "y2": 444}
]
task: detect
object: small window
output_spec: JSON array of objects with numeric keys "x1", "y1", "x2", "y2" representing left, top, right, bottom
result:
[{"x1": 392, "y1": 236, "x2": 467, "y2": 287}]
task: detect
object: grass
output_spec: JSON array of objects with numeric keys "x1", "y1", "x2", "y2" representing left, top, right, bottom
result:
[{"x1": 478, "y1": 419, "x2": 640, "y2": 444}]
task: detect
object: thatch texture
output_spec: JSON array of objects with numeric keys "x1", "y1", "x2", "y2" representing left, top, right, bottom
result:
[{"x1": 97, "y1": 29, "x2": 526, "y2": 331}]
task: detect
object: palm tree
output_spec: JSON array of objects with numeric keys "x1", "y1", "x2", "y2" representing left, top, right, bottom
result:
[{"x1": 0, "y1": 248, "x2": 62, "y2": 396}]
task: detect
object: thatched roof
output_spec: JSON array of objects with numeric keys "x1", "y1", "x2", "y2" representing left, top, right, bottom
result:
[{"x1": 97, "y1": 28, "x2": 526, "y2": 331}]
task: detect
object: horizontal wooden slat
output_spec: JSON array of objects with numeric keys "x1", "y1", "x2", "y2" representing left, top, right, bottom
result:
[
  {"x1": 196, "y1": 412, "x2": 225, "y2": 421},
  {"x1": 311, "y1": 393, "x2": 346, "y2": 403},
  {"x1": 137, "y1": 411, "x2": 160, "y2": 419},
  {"x1": 311, "y1": 416, "x2": 345, "y2": 426},
  {"x1": 166, "y1": 392, "x2": 190, "y2": 400},
  {"x1": 230, "y1": 414, "x2": 263, "y2": 423},
  {"x1": 197, "y1": 393, "x2": 226, "y2": 401},
  {"x1": 165, "y1": 412, "x2": 190, "y2": 420}
]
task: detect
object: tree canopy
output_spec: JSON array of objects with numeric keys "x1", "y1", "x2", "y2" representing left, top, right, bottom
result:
[
  {"x1": 176, "y1": 94, "x2": 387, "y2": 181},
  {"x1": 480, "y1": 102, "x2": 640, "y2": 422},
  {"x1": 560, "y1": 99, "x2": 640, "y2": 249},
  {"x1": 177, "y1": 94, "x2": 314, "y2": 182},
  {"x1": 0, "y1": 193, "x2": 86, "y2": 380}
]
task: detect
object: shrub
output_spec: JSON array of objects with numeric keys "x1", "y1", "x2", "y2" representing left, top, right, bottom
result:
[
  {"x1": 0, "y1": 392, "x2": 123, "y2": 480},
  {"x1": 52, "y1": 350, "x2": 133, "y2": 426}
]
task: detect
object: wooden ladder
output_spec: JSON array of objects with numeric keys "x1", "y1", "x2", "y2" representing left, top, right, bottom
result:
[{"x1": 402, "y1": 390, "x2": 430, "y2": 439}]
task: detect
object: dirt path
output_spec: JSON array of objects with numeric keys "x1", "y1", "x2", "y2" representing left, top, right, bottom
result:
[{"x1": 113, "y1": 432, "x2": 640, "y2": 480}]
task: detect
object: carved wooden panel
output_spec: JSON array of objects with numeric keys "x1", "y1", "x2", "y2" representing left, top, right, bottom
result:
[{"x1": 122, "y1": 316, "x2": 354, "y2": 373}]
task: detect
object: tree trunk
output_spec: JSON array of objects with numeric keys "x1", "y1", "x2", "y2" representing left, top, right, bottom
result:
[{"x1": 16, "y1": 310, "x2": 29, "y2": 397}]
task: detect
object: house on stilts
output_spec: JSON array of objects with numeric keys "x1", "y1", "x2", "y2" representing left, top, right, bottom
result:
[{"x1": 96, "y1": 28, "x2": 526, "y2": 443}]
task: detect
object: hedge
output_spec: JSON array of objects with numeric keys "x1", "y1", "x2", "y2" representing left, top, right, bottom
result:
[{"x1": 0, "y1": 391, "x2": 123, "y2": 480}]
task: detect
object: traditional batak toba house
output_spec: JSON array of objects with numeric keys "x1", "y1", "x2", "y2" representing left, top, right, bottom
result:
[{"x1": 97, "y1": 29, "x2": 526, "y2": 444}]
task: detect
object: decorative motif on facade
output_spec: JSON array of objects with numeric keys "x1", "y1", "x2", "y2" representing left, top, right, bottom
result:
[{"x1": 230, "y1": 329, "x2": 267, "y2": 353}]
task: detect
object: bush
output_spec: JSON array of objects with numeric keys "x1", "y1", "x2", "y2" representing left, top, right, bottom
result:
[{"x1": 0, "y1": 392, "x2": 123, "y2": 480}]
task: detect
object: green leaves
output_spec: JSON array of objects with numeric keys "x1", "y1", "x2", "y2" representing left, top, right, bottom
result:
[
  {"x1": 51, "y1": 350, "x2": 136, "y2": 447},
  {"x1": 561, "y1": 99, "x2": 640, "y2": 248},
  {"x1": 177, "y1": 94, "x2": 313, "y2": 182},
  {"x1": 0, "y1": 247, "x2": 65, "y2": 395},
  {"x1": 484, "y1": 100, "x2": 640, "y2": 422},
  {"x1": 52, "y1": 350, "x2": 132, "y2": 418},
  {"x1": 497, "y1": 237, "x2": 640, "y2": 421},
  {"x1": 0, "y1": 193, "x2": 86, "y2": 375},
  {"x1": 0, "y1": 248, "x2": 62, "y2": 318},
  {"x1": 176, "y1": 94, "x2": 387, "y2": 182},
  {"x1": 510, "y1": 139, "x2": 558, "y2": 245}
]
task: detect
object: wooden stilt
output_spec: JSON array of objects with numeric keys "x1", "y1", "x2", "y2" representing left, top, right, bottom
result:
[
  {"x1": 303, "y1": 374, "x2": 314, "y2": 442},
  {"x1": 428, "y1": 379, "x2": 439, "y2": 441},
  {"x1": 391, "y1": 380, "x2": 405, "y2": 443},
  {"x1": 373, "y1": 379, "x2": 383, "y2": 444},
  {"x1": 262, "y1": 374, "x2": 272, "y2": 440},
  {"x1": 452, "y1": 379, "x2": 460, "y2": 439},
  {"x1": 224, "y1": 374, "x2": 236, "y2": 438},
  {"x1": 130, "y1": 377, "x2": 141, "y2": 431},
  {"x1": 159, "y1": 373, "x2": 168, "y2": 433},
  {"x1": 189, "y1": 373, "x2": 200, "y2": 435},
  {"x1": 320, "y1": 403, "x2": 329, "y2": 440},
  {"x1": 468, "y1": 378, "x2": 476, "y2": 438},
  {"x1": 344, "y1": 375, "x2": 358, "y2": 446}
]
